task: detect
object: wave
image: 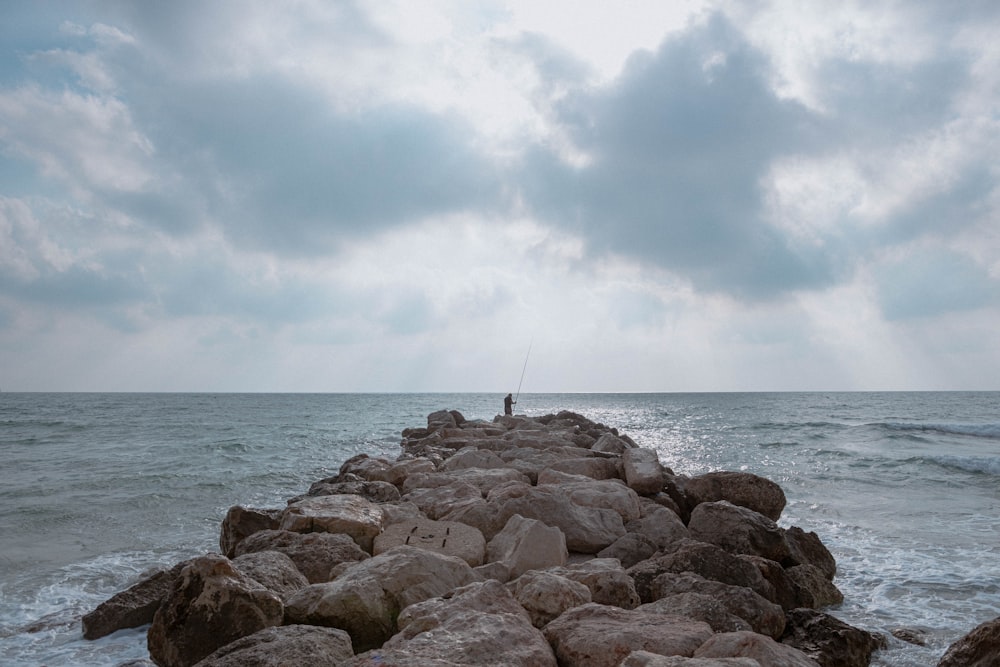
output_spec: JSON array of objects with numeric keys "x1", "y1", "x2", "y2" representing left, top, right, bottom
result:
[
  {"x1": 923, "y1": 455, "x2": 1000, "y2": 476},
  {"x1": 876, "y1": 421, "x2": 1000, "y2": 440}
]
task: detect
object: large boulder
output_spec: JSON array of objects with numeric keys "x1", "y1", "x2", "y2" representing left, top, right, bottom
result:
[
  {"x1": 637, "y1": 593, "x2": 753, "y2": 634},
  {"x1": 280, "y1": 494, "x2": 385, "y2": 552},
  {"x1": 537, "y1": 474, "x2": 642, "y2": 522},
  {"x1": 232, "y1": 551, "x2": 309, "y2": 601},
  {"x1": 628, "y1": 540, "x2": 773, "y2": 603},
  {"x1": 486, "y1": 513, "x2": 568, "y2": 577},
  {"x1": 622, "y1": 447, "x2": 665, "y2": 495},
  {"x1": 937, "y1": 615, "x2": 1000, "y2": 667},
  {"x1": 401, "y1": 481, "x2": 483, "y2": 520},
  {"x1": 487, "y1": 483, "x2": 626, "y2": 553},
  {"x1": 544, "y1": 558, "x2": 641, "y2": 609},
  {"x1": 683, "y1": 471, "x2": 786, "y2": 522},
  {"x1": 597, "y1": 532, "x2": 658, "y2": 569},
  {"x1": 147, "y1": 554, "x2": 284, "y2": 667},
  {"x1": 373, "y1": 517, "x2": 486, "y2": 566},
  {"x1": 219, "y1": 507, "x2": 283, "y2": 557},
  {"x1": 440, "y1": 446, "x2": 507, "y2": 471},
  {"x1": 83, "y1": 560, "x2": 188, "y2": 640},
  {"x1": 283, "y1": 545, "x2": 479, "y2": 652},
  {"x1": 507, "y1": 570, "x2": 592, "y2": 628},
  {"x1": 592, "y1": 432, "x2": 634, "y2": 454},
  {"x1": 783, "y1": 526, "x2": 837, "y2": 580},
  {"x1": 296, "y1": 479, "x2": 401, "y2": 504},
  {"x1": 544, "y1": 456, "x2": 622, "y2": 481},
  {"x1": 687, "y1": 501, "x2": 791, "y2": 563},
  {"x1": 785, "y1": 564, "x2": 844, "y2": 608},
  {"x1": 694, "y1": 631, "x2": 818, "y2": 666},
  {"x1": 649, "y1": 572, "x2": 785, "y2": 639},
  {"x1": 780, "y1": 608, "x2": 885, "y2": 667},
  {"x1": 542, "y1": 603, "x2": 713, "y2": 667},
  {"x1": 191, "y1": 624, "x2": 354, "y2": 667},
  {"x1": 626, "y1": 507, "x2": 690, "y2": 551},
  {"x1": 348, "y1": 580, "x2": 557, "y2": 666},
  {"x1": 233, "y1": 529, "x2": 369, "y2": 584}
]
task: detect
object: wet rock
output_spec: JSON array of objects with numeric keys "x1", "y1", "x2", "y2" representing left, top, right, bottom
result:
[
  {"x1": 542, "y1": 603, "x2": 713, "y2": 667},
  {"x1": 683, "y1": 471, "x2": 787, "y2": 522},
  {"x1": 937, "y1": 615, "x2": 1000, "y2": 667},
  {"x1": 688, "y1": 501, "x2": 791, "y2": 563},
  {"x1": 780, "y1": 608, "x2": 886, "y2": 667},
  {"x1": 147, "y1": 554, "x2": 283, "y2": 667},
  {"x1": 83, "y1": 560, "x2": 188, "y2": 640}
]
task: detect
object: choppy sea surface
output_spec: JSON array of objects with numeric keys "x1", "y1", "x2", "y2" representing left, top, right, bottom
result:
[{"x1": 1, "y1": 392, "x2": 998, "y2": 666}]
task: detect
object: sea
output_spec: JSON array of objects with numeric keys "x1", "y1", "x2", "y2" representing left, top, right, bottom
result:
[{"x1": 1, "y1": 392, "x2": 998, "y2": 666}]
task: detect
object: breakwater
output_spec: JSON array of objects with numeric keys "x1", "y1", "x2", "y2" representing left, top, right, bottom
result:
[{"x1": 81, "y1": 408, "x2": 998, "y2": 666}]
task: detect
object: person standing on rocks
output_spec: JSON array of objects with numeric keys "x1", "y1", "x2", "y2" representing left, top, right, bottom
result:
[{"x1": 504, "y1": 393, "x2": 515, "y2": 416}]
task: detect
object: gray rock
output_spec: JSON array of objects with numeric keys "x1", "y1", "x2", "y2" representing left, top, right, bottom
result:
[{"x1": 192, "y1": 624, "x2": 354, "y2": 666}]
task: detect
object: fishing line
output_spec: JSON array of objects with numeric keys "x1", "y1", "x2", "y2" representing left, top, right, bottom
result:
[{"x1": 514, "y1": 338, "x2": 532, "y2": 405}]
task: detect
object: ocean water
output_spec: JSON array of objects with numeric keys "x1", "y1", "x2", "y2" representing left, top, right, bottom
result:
[{"x1": 1, "y1": 392, "x2": 998, "y2": 666}]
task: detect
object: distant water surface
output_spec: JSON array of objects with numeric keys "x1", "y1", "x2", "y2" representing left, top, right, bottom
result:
[{"x1": 1, "y1": 392, "x2": 997, "y2": 666}]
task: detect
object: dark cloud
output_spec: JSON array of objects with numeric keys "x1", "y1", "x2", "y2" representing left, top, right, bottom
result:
[{"x1": 520, "y1": 15, "x2": 830, "y2": 299}]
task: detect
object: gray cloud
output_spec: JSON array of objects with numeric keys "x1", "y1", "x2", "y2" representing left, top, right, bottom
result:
[
  {"x1": 520, "y1": 15, "x2": 830, "y2": 299},
  {"x1": 876, "y1": 247, "x2": 998, "y2": 320}
]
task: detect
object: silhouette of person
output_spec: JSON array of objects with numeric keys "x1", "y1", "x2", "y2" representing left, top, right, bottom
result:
[{"x1": 504, "y1": 393, "x2": 515, "y2": 416}]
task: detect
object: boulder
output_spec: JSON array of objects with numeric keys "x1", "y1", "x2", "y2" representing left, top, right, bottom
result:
[
  {"x1": 783, "y1": 526, "x2": 837, "y2": 580},
  {"x1": 683, "y1": 471, "x2": 786, "y2": 522},
  {"x1": 280, "y1": 494, "x2": 385, "y2": 552},
  {"x1": 440, "y1": 446, "x2": 507, "y2": 471},
  {"x1": 545, "y1": 558, "x2": 641, "y2": 609},
  {"x1": 785, "y1": 564, "x2": 844, "y2": 608},
  {"x1": 649, "y1": 572, "x2": 786, "y2": 639},
  {"x1": 487, "y1": 483, "x2": 627, "y2": 553},
  {"x1": 780, "y1": 608, "x2": 886, "y2": 667},
  {"x1": 637, "y1": 592, "x2": 753, "y2": 634},
  {"x1": 597, "y1": 532, "x2": 657, "y2": 569},
  {"x1": 219, "y1": 506, "x2": 283, "y2": 557},
  {"x1": 739, "y1": 555, "x2": 802, "y2": 611},
  {"x1": 82, "y1": 560, "x2": 187, "y2": 640},
  {"x1": 542, "y1": 603, "x2": 713, "y2": 667},
  {"x1": 439, "y1": 497, "x2": 507, "y2": 540},
  {"x1": 507, "y1": 570, "x2": 592, "y2": 628},
  {"x1": 486, "y1": 514, "x2": 568, "y2": 577},
  {"x1": 191, "y1": 624, "x2": 354, "y2": 666},
  {"x1": 427, "y1": 409, "x2": 458, "y2": 430},
  {"x1": 687, "y1": 501, "x2": 791, "y2": 563},
  {"x1": 349, "y1": 580, "x2": 556, "y2": 666},
  {"x1": 620, "y1": 653, "x2": 760, "y2": 667},
  {"x1": 283, "y1": 545, "x2": 479, "y2": 652},
  {"x1": 694, "y1": 631, "x2": 817, "y2": 667},
  {"x1": 338, "y1": 454, "x2": 394, "y2": 482},
  {"x1": 373, "y1": 517, "x2": 486, "y2": 566},
  {"x1": 937, "y1": 615, "x2": 1000, "y2": 667},
  {"x1": 545, "y1": 456, "x2": 622, "y2": 481},
  {"x1": 232, "y1": 551, "x2": 309, "y2": 601},
  {"x1": 628, "y1": 540, "x2": 773, "y2": 603},
  {"x1": 592, "y1": 432, "x2": 634, "y2": 454},
  {"x1": 626, "y1": 507, "x2": 690, "y2": 551},
  {"x1": 537, "y1": 476, "x2": 642, "y2": 522},
  {"x1": 233, "y1": 529, "x2": 369, "y2": 584},
  {"x1": 403, "y1": 468, "x2": 531, "y2": 496},
  {"x1": 622, "y1": 447, "x2": 665, "y2": 495},
  {"x1": 147, "y1": 554, "x2": 284, "y2": 667},
  {"x1": 297, "y1": 479, "x2": 401, "y2": 504},
  {"x1": 402, "y1": 481, "x2": 483, "y2": 520},
  {"x1": 384, "y1": 457, "x2": 437, "y2": 486}
]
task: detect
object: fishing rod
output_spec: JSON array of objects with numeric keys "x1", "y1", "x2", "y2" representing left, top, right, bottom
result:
[{"x1": 514, "y1": 338, "x2": 532, "y2": 406}]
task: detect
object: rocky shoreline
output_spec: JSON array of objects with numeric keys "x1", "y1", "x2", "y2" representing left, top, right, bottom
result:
[{"x1": 83, "y1": 409, "x2": 1000, "y2": 666}]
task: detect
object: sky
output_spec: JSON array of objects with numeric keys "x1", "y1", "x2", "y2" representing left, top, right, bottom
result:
[{"x1": 1, "y1": 1, "x2": 998, "y2": 392}]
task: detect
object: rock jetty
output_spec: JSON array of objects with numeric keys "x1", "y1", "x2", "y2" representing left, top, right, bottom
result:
[{"x1": 81, "y1": 409, "x2": 985, "y2": 666}]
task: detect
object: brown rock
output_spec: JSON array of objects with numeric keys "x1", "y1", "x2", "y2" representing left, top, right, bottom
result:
[
  {"x1": 233, "y1": 529, "x2": 368, "y2": 584},
  {"x1": 628, "y1": 540, "x2": 774, "y2": 603},
  {"x1": 82, "y1": 560, "x2": 187, "y2": 640},
  {"x1": 683, "y1": 471, "x2": 787, "y2": 522},
  {"x1": 147, "y1": 554, "x2": 284, "y2": 667},
  {"x1": 785, "y1": 564, "x2": 844, "y2": 608},
  {"x1": 620, "y1": 653, "x2": 760, "y2": 666},
  {"x1": 780, "y1": 608, "x2": 886, "y2": 667},
  {"x1": 622, "y1": 447, "x2": 665, "y2": 495},
  {"x1": 545, "y1": 558, "x2": 641, "y2": 609},
  {"x1": 191, "y1": 624, "x2": 354, "y2": 666},
  {"x1": 638, "y1": 593, "x2": 753, "y2": 634},
  {"x1": 626, "y1": 507, "x2": 690, "y2": 552},
  {"x1": 280, "y1": 494, "x2": 385, "y2": 552},
  {"x1": 487, "y1": 513, "x2": 568, "y2": 577},
  {"x1": 937, "y1": 615, "x2": 1000, "y2": 667},
  {"x1": 542, "y1": 603, "x2": 713, "y2": 667},
  {"x1": 597, "y1": 532, "x2": 658, "y2": 569},
  {"x1": 507, "y1": 570, "x2": 591, "y2": 628},
  {"x1": 650, "y1": 571, "x2": 785, "y2": 639},
  {"x1": 784, "y1": 526, "x2": 837, "y2": 580},
  {"x1": 218, "y1": 507, "x2": 282, "y2": 558},
  {"x1": 373, "y1": 517, "x2": 486, "y2": 566},
  {"x1": 688, "y1": 501, "x2": 791, "y2": 563},
  {"x1": 231, "y1": 551, "x2": 308, "y2": 601},
  {"x1": 694, "y1": 631, "x2": 818, "y2": 666}
]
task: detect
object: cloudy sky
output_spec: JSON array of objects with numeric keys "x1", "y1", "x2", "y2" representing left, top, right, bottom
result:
[{"x1": 1, "y1": 1, "x2": 998, "y2": 392}]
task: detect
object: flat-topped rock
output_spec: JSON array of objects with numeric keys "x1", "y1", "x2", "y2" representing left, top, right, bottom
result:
[
  {"x1": 280, "y1": 494, "x2": 385, "y2": 552},
  {"x1": 373, "y1": 517, "x2": 486, "y2": 566}
]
